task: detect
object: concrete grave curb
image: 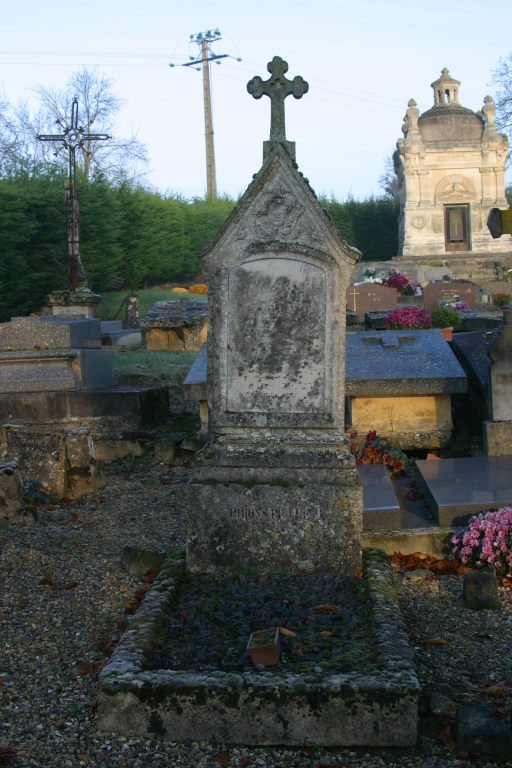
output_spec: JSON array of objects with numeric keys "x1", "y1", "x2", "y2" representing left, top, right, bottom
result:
[{"x1": 99, "y1": 548, "x2": 419, "y2": 746}]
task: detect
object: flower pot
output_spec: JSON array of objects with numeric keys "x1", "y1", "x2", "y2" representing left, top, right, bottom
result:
[
  {"x1": 247, "y1": 628, "x2": 281, "y2": 667},
  {"x1": 440, "y1": 327, "x2": 453, "y2": 340}
]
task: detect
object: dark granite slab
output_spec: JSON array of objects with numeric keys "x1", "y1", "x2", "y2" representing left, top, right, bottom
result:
[
  {"x1": 417, "y1": 455, "x2": 512, "y2": 527},
  {"x1": 345, "y1": 330, "x2": 468, "y2": 396},
  {"x1": 450, "y1": 330, "x2": 499, "y2": 399},
  {"x1": 183, "y1": 342, "x2": 207, "y2": 402},
  {"x1": 356, "y1": 463, "x2": 401, "y2": 531}
]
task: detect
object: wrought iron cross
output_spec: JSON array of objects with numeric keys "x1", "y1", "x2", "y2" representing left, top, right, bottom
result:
[
  {"x1": 37, "y1": 98, "x2": 111, "y2": 291},
  {"x1": 247, "y1": 56, "x2": 309, "y2": 143}
]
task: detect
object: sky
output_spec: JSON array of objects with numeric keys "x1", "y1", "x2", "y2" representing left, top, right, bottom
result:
[{"x1": 1, "y1": 0, "x2": 511, "y2": 200}]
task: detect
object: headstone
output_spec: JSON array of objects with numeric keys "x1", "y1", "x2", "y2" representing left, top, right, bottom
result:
[
  {"x1": 463, "y1": 566, "x2": 500, "y2": 609},
  {"x1": 140, "y1": 300, "x2": 208, "y2": 352},
  {"x1": 1, "y1": 424, "x2": 104, "y2": 498},
  {"x1": 356, "y1": 463, "x2": 401, "y2": 531},
  {"x1": 187, "y1": 148, "x2": 362, "y2": 574},
  {"x1": 125, "y1": 293, "x2": 140, "y2": 329},
  {"x1": 423, "y1": 281, "x2": 476, "y2": 314},
  {"x1": 47, "y1": 289, "x2": 101, "y2": 318},
  {"x1": 417, "y1": 455, "x2": 512, "y2": 526},
  {"x1": 346, "y1": 283, "x2": 397, "y2": 320}
]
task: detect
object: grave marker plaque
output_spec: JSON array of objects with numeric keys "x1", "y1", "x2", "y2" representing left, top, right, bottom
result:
[
  {"x1": 346, "y1": 283, "x2": 397, "y2": 319},
  {"x1": 423, "y1": 281, "x2": 476, "y2": 314}
]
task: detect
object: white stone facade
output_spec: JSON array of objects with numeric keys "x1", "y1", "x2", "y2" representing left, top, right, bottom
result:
[{"x1": 395, "y1": 68, "x2": 511, "y2": 260}]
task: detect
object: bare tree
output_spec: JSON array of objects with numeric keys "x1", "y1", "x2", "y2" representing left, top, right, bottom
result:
[
  {"x1": 0, "y1": 67, "x2": 149, "y2": 181},
  {"x1": 378, "y1": 153, "x2": 399, "y2": 200},
  {"x1": 491, "y1": 52, "x2": 512, "y2": 164}
]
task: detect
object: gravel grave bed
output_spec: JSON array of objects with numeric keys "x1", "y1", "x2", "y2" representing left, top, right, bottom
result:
[
  {"x1": 0, "y1": 448, "x2": 511, "y2": 766},
  {"x1": 151, "y1": 573, "x2": 377, "y2": 675}
]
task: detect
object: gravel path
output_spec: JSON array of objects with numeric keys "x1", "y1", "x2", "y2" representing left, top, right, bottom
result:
[{"x1": 1, "y1": 454, "x2": 511, "y2": 767}]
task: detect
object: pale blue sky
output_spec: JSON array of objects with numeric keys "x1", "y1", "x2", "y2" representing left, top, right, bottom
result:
[{"x1": 2, "y1": 0, "x2": 511, "y2": 199}]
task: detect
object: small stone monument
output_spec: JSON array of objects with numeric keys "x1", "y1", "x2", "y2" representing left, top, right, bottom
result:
[
  {"x1": 187, "y1": 56, "x2": 362, "y2": 575},
  {"x1": 484, "y1": 308, "x2": 512, "y2": 454}
]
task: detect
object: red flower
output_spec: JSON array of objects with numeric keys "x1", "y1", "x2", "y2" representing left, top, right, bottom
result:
[
  {"x1": 33, "y1": 344, "x2": 41, "y2": 349},
  {"x1": 383, "y1": 453, "x2": 394, "y2": 466},
  {"x1": 350, "y1": 431, "x2": 358, "y2": 439},
  {"x1": 361, "y1": 456, "x2": 371, "y2": 464},
  {"x1": 393, "y1": 459, "x2": 405, "y2": 472},
  {"x1": 349, "y1": 443, "x2": 358, "y2": 452},
  {"x1": 374, "y1": 447, "x2": 382, "y2": 454},
  {"x1": 366, "y1": 430, "x2": 377, "y2": 442},
  {"x1": 365, "y1": 446, "x2": 376, "y2": 459},
  {"x1": 355, "y1": 455, "x2": 363, "y2": 463}
]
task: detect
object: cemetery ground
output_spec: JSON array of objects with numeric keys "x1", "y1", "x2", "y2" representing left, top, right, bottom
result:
[{"x1": 1, "y1": 449, "x2": 512, "y2": 767}]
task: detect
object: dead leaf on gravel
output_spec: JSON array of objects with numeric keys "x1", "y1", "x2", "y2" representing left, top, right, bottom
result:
[
  {"x1": 212, "y1": 756, "x2": 229, "y2": 767},
  {"x1": 0, "y1": 742, "x2": 16, "y2": 766},
  {"x1": 279, "y1": 627, "x2": 296, "y2": 637},
  {"x1": 39, "y1": 577, "x2": 56, "y2": 587},
  {"x1": 314, "y1": 763, "x2": 348, "y2": 768},
  {"x1": 239, "y1": 759, "x2": 251, "y2": 768},
  {"x1": 77, "y1": 756, "x2": 90, "y2": 762},
  {"x1": 313, "y1": 604, "x2": 340, "y2": 612},
  {"x1": 353, "y1": 569, "x2": 363, "y2": 579},
  {"x1": 292, "y1": 644, "x2": 304, "y2": 656},
  {"x1": 422, "y1": 637, "x2": 447, "y2": 645},
  {"x1": 61, "y1": 581, "x2": 79, "y2": 591},
  {"x1": 438, "y1": 724, "x2": 456, "y2": 752},
  {"x1": 302, "y1": 747, "x2": 315, "y2": 757},
  {"x1": 79, "y1": 662, "x2": 94, "y2": 677},
  {"x1": 484, "y1": 685, "x2": 508, "y2": 695},
  {"x1": 88, "y1": 700, "x2": 98, "y2": 710},
  {"x1": 319, "y1": 631, "x2": 333, "y2": 637}
]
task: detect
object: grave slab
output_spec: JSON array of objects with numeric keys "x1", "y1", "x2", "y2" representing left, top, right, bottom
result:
[
  {"x1": 0, "y1": 316, "x2": 102, "y2": 350},
  {"x1": 423, "y1": 281, "x2": 476, "y2": 314},
  {"x1": 356, "y1": 463, "x2": 401, "y2": 531},
  {"x1": 0, "y1": 348, "x2": 114, "y2": 392},
  {"x1": 99, "y1": 549, "x2": 418, "y2": 746},
  {"x1": 417, "y1": 455, "x2": 512, "y2": 527},
  {"x1": 346, "y1": 284, "x2": 397, "y2": 320}
]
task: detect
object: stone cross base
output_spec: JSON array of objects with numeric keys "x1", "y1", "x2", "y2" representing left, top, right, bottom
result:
[{"x1": 47, "y1": 290, "x2": 101, "y2": 318}]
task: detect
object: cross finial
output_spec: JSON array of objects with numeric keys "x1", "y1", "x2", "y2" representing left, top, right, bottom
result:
[{"x1": 247, "y1": 56, "x2": 308, "y2": 162}]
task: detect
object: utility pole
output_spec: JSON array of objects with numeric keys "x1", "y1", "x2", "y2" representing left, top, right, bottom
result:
[
  {"x1": 200, "y1": 35, "x2": 216, "y2": 197},
  {"x1": 170, "y1": 29, "x2": 239, "y2": 197}
]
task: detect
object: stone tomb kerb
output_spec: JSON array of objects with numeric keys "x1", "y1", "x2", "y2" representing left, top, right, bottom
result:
[{"x1": 188, "y1": 149, "x2": 362, "y2": 574}]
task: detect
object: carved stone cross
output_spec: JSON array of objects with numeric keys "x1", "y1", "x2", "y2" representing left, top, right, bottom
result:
[{"x1": 247, "y1": 56, "x2": 308, "y2": 158}]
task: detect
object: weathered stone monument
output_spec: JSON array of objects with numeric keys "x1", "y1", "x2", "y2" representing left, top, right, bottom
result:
[{"x1": 187, "y1": 56, "x2": 363, "y2": 575}]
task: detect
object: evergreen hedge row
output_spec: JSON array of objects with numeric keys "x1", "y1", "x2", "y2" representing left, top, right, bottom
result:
[{"x1": 0, "y1": 171, "x2": 399, "y2": 321}]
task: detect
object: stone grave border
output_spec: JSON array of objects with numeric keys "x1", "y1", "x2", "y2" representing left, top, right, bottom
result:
[{"x1": 99, "y1": 548, "x2": 419, "y2": 746}]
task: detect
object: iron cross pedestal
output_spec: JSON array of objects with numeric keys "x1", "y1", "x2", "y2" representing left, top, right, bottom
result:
[
  {"x1": 247, "y1": 56, "x2": 308, "y2": 163},
  {"x1": 37, "y1": 98, "x2": 111, "y2": 291}
]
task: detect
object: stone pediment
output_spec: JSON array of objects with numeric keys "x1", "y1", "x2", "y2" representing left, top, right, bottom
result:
[
  {"x1": 435, "y1": 174, "x2": 476, "y2": 205},
  {"x1": 200, "y1": 144, "x2": 360, "y2": 269}
]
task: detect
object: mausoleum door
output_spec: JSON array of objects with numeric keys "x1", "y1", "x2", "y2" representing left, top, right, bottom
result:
[{"x1": 444, "y1": 205, "x2": 470, "y2": 251}]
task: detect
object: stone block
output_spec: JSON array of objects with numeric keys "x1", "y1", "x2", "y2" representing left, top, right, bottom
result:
[
  {"x1": 94, "y1": 439, "x2": 143, "y2": 462},
  {"x1": 120, "y1": 546, "x2": 166, "y2": 577},
  {"x1": 463, "y1": 566, "x2": 500, "y2": 610},
  {"x1": 47, "y1": 289, "x2": 101, "y2": 318},
  {"x1": 346, "y1": 284, "x2": 397, "y2": 320},
  {"x1": 154, "y1": 434, "x2": 176, "y2": 462},
  {"x1": 0, "y1": 348, "x2": 114, "y2": 393},
  {"x1": 0, "y1": 461, "x2": 28, "y2": 523},
  {"x1": 0, "y1": 315, "x2": 102, "y2": 350},
  {"x1": 456, "y1": 705, "x2": 512, "y2": 759},
  {"x1": 101, "y1": 321, "x2": 123, "y2": 333},
  {"x1": 1, "y1": 424, "x2": 105, "y2": 499},
  {"x1": 187, "y1": 474, "x2": 362, "y2": 575},
  {"x1": 141, "y1": 300, "x2": 208, "y2": 352},
  {"x1": 484, "y1": 420, "x2": 512, "y2": 456}
]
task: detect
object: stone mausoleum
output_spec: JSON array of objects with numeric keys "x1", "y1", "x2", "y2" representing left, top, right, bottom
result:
[{"x1": 394, "y1": 68, "x2": 512, "y2": 261}]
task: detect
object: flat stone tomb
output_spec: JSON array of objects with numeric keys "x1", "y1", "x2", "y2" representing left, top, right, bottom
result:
[
  {"x1": 356, "y1": 464, "x2": 401, "y2": 531},
  {"x1": 422, "y1": 281, "x2": 477, "y2": 314},
  {"x1": 98, "y1": 549, "x2": 419, "y2": 746},
  {"x1": 346, "y1": 283, "x2": 397, "y2": 320},
  {"x1": 417, "y1": 455, "x2": 512, "y2": 526},
  {"x1": 140, "y1": 299, "x2": 208, "y2": 352}
]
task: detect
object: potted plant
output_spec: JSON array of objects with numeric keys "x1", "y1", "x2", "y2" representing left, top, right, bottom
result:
[
  {"x1": 247, "y1": 628, "x2": 281, "y2": 667},
  {"x1": 430, "y1": 305, "x2": 461, "y2": 340},
  {"x1": 385, "y1": 306, "x2": 432, "y2": 330},
  {"x1": 492, "y1": 291, "x2": 512, "y2": 309},
  {"x1": 383, "y1": 270, "x2": 409, "y2": 294}
]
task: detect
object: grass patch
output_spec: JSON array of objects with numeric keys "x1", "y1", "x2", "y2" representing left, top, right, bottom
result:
[
  {"x1": 113, "y1": 349, "x2": 197, "y2": 386},
  {"x1": 96, "y1": 290, "x2": 207, "y2": 321}
]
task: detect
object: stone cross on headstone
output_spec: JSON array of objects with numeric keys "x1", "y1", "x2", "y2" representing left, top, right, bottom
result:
[{"x1": 247, "y1": 56, "x2": 308, "y2": 163}]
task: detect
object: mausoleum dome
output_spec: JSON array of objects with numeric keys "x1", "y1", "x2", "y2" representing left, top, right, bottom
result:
[{"x1": 417, "y1": 68, "x2": 484, "y2": 142}]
